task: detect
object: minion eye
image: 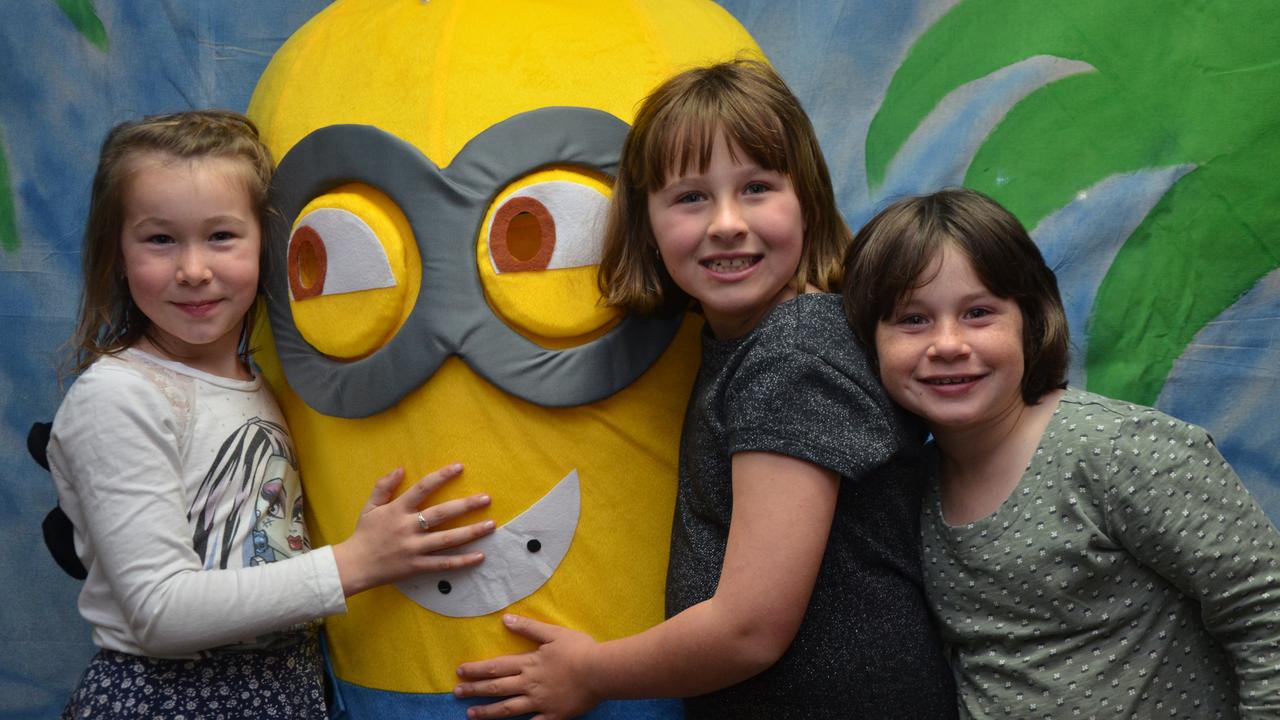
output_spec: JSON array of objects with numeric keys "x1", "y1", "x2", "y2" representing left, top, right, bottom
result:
[
  {"x1": 487, "y1": 181, "x2": 608, "y2": 274},
  {"x1": 288, "y1": 208, "x2": 396, "y2": 300},
  {"x1": 283, "y1": 185, "x2": 420, "y2": 361}
]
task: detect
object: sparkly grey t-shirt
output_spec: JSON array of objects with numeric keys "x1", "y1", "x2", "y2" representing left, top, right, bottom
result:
[
  {"x1": 666, "y1": 293, "x2": 955, "y2": 719},
  {"x1": 924, "y1": 387, "x2": 1280, "y2": 719}
]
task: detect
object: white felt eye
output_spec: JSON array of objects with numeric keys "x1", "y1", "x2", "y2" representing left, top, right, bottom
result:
[
  {"x1": 284, "y1": 186, "x2": 419, "y2": 361},
  {"x1": 486, "y1": 181, "x2": 609, "y2": 274},
  {"x1": 288, "y1": 208, "x2": 397, "y2": 300}
]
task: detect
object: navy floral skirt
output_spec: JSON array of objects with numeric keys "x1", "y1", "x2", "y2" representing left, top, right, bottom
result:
[{"x1": 61, "y1": 632, "x2": 326, "y2": 719}]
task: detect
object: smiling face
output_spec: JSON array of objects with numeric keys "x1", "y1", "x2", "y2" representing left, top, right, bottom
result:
[
  {"x1": 875, "y1": 244, "x2": 1028, "y2": 439},
  {"x1": 647, "y1": 134, "x2": 805, "y2": 339},
  {"x1": 120, "y1": 154, "x2": 261, "y2": 377}
]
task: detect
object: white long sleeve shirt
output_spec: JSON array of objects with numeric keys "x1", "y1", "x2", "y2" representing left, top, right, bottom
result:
[{"x1": 49, "y1": 348, "x2": 345, "y2": 658}]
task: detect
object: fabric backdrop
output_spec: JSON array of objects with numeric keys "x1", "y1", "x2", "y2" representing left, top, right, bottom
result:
[{"x1": 2, "y1": 2, "x2": 1276, "y2": 717}]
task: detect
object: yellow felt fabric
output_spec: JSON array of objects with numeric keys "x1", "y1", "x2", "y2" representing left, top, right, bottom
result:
[
  {"x1": 249, "y1": 0, "x2": 762, "y2": 693},
  {"x1": 477, "y1": 168, "x2": 619, "y2": 347},
  {"x1": 289, "y1": 184, "x2": 420, "y2": 359}
]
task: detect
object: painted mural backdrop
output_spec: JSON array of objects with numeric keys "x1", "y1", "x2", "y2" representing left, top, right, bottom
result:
[{"x1": 1, "y1": 1, "x2": 1275, "y2": 717}]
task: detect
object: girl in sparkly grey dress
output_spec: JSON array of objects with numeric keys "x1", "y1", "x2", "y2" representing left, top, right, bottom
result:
[
  {"x1": 842, "y1": 188, "x2": 1280, "y2": 719},
  {"x1": 455, "y1": 60, "x2": 955, "y2": 720}
]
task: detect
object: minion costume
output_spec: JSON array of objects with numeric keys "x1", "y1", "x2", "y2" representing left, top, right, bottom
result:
[{"x1": 246, "y1": 1, "x2": 762, "y2": 715}]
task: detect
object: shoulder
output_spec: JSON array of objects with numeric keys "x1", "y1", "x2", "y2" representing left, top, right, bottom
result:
[
  {"x1": 729, "y1": 294, "x2": 886, "y2": 412},
  {"x1": 53, "y1": 352, "x2": 191, "y2": 439},
  {"x1": 60, "y1": 353, "x2": 170, "y2": 411},
  {"x1": 1055, "y1": 387, "x2": 1223, "y2": 484},
  {"x1": 1058, "y1": 387, "x2": 1211, "y2": 445},
  {"x1": 723, "y1": 295, "x2": 911, "y2": 475},
  {"x1": 744, "y1": 293, "x2": 877, "y2": 381}
]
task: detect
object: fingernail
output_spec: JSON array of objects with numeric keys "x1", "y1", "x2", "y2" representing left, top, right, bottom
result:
[
  {"x1": 451, "y1": 463, "x2": 463, "y2": 473},
  {"x1": 503, "y1": 613, "x2": 517, "y2": 625},
  {"x1": 479, "y1": 494, "x2": 491, "y2": 504},
  {"x1": 483, "y1": 520, "x2": 496, "y2": 530}
]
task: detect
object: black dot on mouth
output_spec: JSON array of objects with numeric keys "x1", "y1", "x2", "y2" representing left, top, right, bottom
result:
[
  {"x1": 438, "y1": 580, "x2": 452, "y2": 594},
  {"x1": 526, "y1": 539, "x2": 542, "y2": 553}
]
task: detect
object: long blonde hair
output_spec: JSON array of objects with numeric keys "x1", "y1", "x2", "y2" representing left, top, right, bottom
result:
[
  {"x1": 65, "y1": 110, "x2": 274, "y2": 377},
  {"x1": 598, "y1": 59, "x2": 850, "y2": 315}
]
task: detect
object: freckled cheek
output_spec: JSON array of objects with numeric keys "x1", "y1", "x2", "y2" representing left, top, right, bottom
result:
[{"x1": 875, "y1": 348, "x2": 912, "y2": 399}]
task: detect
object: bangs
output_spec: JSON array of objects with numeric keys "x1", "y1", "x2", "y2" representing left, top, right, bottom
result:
[
  {"x1": 875, "y1": 229, "x2": 954, "y2": 322},
  {"x1": 636, "y1": 76, "x2": 792, "y2": 192}
]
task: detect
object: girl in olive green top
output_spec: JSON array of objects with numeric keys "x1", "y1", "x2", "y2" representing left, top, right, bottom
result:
[{"x1": 841, "y1": 188, "x2": 1280, "y2": 719}]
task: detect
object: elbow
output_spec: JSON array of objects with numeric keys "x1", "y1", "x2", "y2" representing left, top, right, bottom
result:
[
  {"x1": 725, "y1": 618, "x2": 794, "y2": 677},
  {"x1": 126, "y1": 579, "x2": 208, "y2": 657},
  {"x1": 130, "y1": 611, "x2": 200, "y2": 657}
]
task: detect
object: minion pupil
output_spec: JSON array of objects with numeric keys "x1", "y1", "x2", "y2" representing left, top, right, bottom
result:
[
  {"x1": 489, "y1": 195, "x2": 555, "y2": 273},
  {"x1": 265, "y1": 107, "x2": 682, "y2": 418},
  {"x1": 486, "y1": 180, "x2": 609, "y2": 275},
  {"x1": 288, "y1": 226, "x2": 327, "y2": 299},
  {"x1": 506, "y1": 211, "x2": 544, "y2": 263},
  {"x1": 286, "y1": 207, "x2": 396, "y2": 301}
]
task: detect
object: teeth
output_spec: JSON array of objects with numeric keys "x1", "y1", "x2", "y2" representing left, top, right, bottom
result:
[
  {"x1": 705, "y1": 256, "x2": 756, "y2": 272},
  {"x1": 929, "y1": 377, "x2": 971, "y2": 385}
]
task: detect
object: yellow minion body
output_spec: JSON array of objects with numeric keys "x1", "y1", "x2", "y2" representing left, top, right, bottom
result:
[{"x1": 249, "y1": 0, "x2": 762, "y2": 694}]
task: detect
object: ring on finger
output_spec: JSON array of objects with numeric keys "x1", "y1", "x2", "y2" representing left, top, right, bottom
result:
[{"x1": 417, "y1": 512, "x2": 430, "y2": 532}]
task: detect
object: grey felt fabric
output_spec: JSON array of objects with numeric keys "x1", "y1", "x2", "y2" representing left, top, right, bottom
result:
[{"x1": 265, "y1": 107, "x2": 683, "y2": 417}]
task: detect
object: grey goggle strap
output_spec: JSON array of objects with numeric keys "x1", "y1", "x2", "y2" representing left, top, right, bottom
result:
[{"x1": 265, "y1": 107, "x2": 684, "y2": 418}]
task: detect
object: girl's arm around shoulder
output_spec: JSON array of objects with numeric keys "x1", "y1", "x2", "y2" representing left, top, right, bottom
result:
[
  {"x1": 455, "y1": 452, "x2": 839, "y2": 719},
  {"x1": 1101, "y1": 409, "x2": 1280, "y2": 714}
]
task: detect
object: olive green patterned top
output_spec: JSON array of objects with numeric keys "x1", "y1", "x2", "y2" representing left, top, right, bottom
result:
[{"x1": 923, "y1": 387, "x2": 1280, "y2": 719}]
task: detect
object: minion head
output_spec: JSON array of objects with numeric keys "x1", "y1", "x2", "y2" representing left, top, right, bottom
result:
[{"x1": 248, "y1": 0, "x2": 762, "y2": 696}]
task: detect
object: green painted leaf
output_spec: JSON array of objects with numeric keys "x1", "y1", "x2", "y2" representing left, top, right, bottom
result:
[
  {"x1": 0, "y1": 137, "x2": 17, "y2": 253},
  {"x1": 867, "y1": 0, "x2": 1280, "y2": 404},
  {"x1": 56, "y1": 0, "x2": 108, "y2": 51}
]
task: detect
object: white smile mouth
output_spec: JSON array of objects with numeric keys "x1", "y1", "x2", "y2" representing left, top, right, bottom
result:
[
  {"x1": 924, "y1": 376, "x2": 980, "y2": 385},
  {"x1": 396, "y1": 469, "x2": 580, "y2": 618},
  {"x1": 702, "y1": 256, "x2": 759, "y2": 272}
]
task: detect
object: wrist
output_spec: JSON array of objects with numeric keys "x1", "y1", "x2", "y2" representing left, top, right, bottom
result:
[
  {"x1": 331, "y1": 539, "x2": 372, "y2": 597},
  {"x1": 578, "y1": 637, "x2": 615, "y2": 703}
]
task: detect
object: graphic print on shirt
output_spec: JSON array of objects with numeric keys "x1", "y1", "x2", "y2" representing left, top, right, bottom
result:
[
  {"x1": 250, "y1": 454, "x2": 309, "y2": 565},
  {"x1": 187, "y1": 417, "x2": 304, "y2": 570}
]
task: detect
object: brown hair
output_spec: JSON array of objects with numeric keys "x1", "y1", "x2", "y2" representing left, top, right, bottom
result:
[
  {"x1": 841, "y1": 188, "x2": 1069, "y2": 404},
  {"x1": 66, "y1": 110, "x2": 275, "y2": 376},
  {"x1": 598, "y1": 59, "x2": 850, "y2": 314}
]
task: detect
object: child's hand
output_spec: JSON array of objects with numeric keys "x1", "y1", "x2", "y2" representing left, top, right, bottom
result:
[
  {"x1": 454, "y1": 614, "x2": 602, "y2": 720},
  {"x1": 332, "y1": 465, "x2": 494, "y2": 596}
]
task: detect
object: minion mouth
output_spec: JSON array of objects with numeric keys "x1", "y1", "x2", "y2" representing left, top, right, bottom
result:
[
  {"x1": 288, "y1": 535, "x2": 304, "y2": 551},
  {"x1": 396, "y1": 469, "x2": 580, "y2": 617},
  {"x1": 703, "y1": 256, "x2": 760, "y2": 272}
]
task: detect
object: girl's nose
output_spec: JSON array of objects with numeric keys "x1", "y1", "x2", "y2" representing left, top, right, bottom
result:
[
  {"x1": 926, "y1": 320, "x2": 970, "y2": 360},
  {"x1": 708, "y1": 200, "x2": 748, "y2": 241},
  {"x1": 176, "y1": 246, "x2": 213, "y2": 285}
]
